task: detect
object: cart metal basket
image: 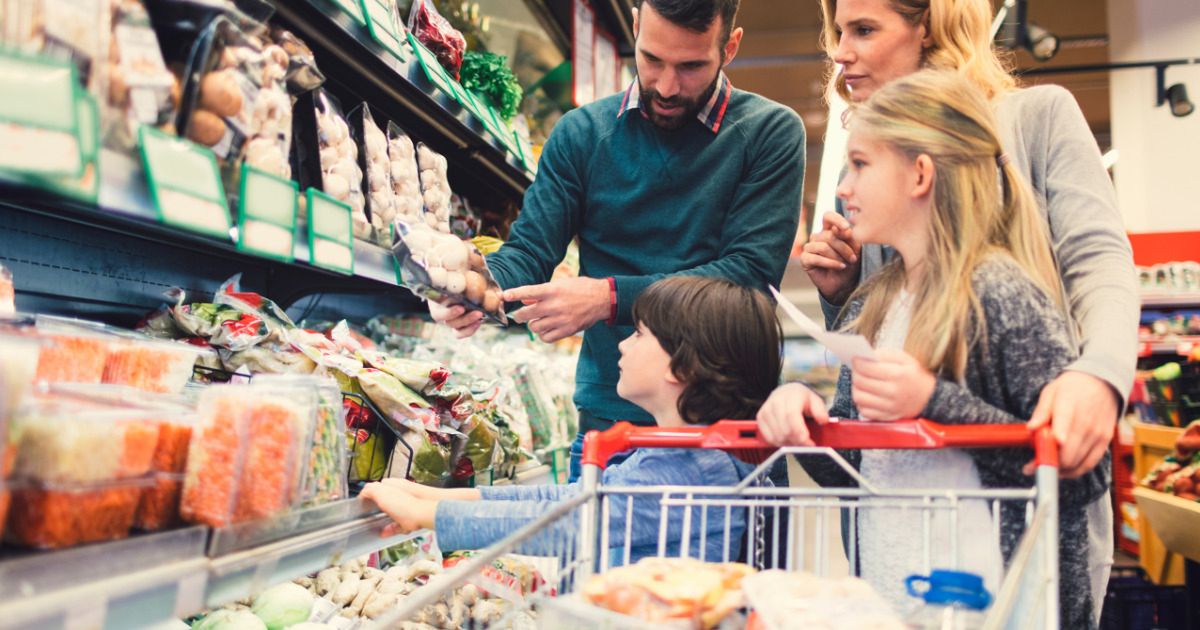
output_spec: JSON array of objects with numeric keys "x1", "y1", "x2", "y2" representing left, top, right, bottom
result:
[{"x1": 368, "y1": 418, "x2": 1062, "y2": 630}]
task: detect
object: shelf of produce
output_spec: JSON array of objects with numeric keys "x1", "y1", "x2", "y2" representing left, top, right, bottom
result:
[
  {"x1": 0, "y1": 150, "x2": 422, "y2": 325},
  {"x1": 205, "y1": 509, "x2": 415, "y2": 611},
  {"x1": 270, "y1": 0, "x2": 533, "y2": 204},
  {"x1": 1134, "y1": 487, "x2": 1200, "y2": 564},
  {"x1": 1141, "y1": 292, "x2": 1200, "y2": 308},
  {"x1": 0, "y1": 527, "x2": 209, "y2": 630}
]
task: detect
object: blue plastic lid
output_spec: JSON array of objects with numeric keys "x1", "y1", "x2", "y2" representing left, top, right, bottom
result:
[{"x1": 905, "y1": 570, "x2": 992, "y2": 610}]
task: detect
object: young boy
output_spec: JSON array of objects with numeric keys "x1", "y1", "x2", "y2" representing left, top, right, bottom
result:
[{"x1": 361, "y1": 276, "x2": 783, "y2": 565}]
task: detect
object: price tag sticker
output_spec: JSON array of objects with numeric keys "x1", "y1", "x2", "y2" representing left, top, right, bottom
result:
[
  {"x1": 362, "y1": 0, "x2": 410, "y2": 61},
  {"x1": 332, "y1": 0, "x2": 367, "y2": 25},
  {"x1": 238, "y1": 165, "x2": 298, "y2": 262},
  {"x1": 307, "y1": 188, "x2": 355, "y2": 275},
  {"x1": 139, "y1": 126, "x2": 231, "y2": 239},
  {"x1": 0, "y1": 51, "x2": 84, "y2": 177}
]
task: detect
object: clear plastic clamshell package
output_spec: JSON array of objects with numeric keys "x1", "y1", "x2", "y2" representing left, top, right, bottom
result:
[
  {"x1": 6, "y1": 392, "x2": 164, "y2": 548},
  {"x1": 180, "y1": 382, "x2": 316, "y2": 528},
  {"x1": 256, "y1": 374, "x2": 349, "y2": 508},
  {"x1": 102, "y1": 336, "x2": 203, "y2": 394},
  {"x1": 30, "y1": 318, "x2": 116, "y2": 385}
]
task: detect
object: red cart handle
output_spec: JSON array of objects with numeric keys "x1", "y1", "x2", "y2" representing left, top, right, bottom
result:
[{"x1": 581, "y1": 419, "x2": 1058, "y2": 470}]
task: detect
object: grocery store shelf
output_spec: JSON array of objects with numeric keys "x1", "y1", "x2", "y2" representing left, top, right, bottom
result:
[
  {"x1": 270, "y1": 0, "x2": 533, "y2": 203},
  {"x1": 1139, "y1": 336, "x2": 1200, "y2": 357},
  {"x1": 0, "y1": 503, "x2": 417, "y2": 630},
  {"x1": 0, "y1": 527, "x2": 209, "y2": 630},
  {"x1": 1141, "y1": 292, "x2": 1200, "y2": 308},
  {"x1": 1, "y1": 150, "x2": 421, "y2": 325}
]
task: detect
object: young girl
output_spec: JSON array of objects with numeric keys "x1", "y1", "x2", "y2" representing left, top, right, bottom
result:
[
  {"x1": 776, "y1": 70, "x2": 1098, "y2": 627},
  {"x1": 362, "y1": 276, "x2": 782, "y2": 566}
]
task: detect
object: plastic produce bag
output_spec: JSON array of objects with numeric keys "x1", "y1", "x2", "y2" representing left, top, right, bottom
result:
[
  {"x1": 349, "y1": 103, "x2": 396, "y2": 246},
  {"x1": 358, "y1": 350, "x2": 449, "y2": 393},
  {"x1": 358, "y1": 368, "x2": 431, "y2": 427},
  {"x1": 392, "y1": 221, "x2": 507, "y2": 323},
  {"x1": 415, "y1": 142, "x2": 451, "y2": 232},
  {"x1": 387, "y1": 123, "x2": 423, "y2": 223},
  {"x1": 407, "y1": 0, "x2": 465, "y2": 80},
  {"x1": 103, "y1": 0, "x2": 180, "y2": 152},
  {"x1": 314, "y1": 89, "x2": 369, "y2": 239}
]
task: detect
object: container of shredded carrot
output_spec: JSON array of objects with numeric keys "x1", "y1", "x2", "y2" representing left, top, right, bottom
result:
[
  {"x1": 180, "y1": 389, "x2": 249, "y2": 528},
  {"x1": 233, "y1": 394, "x2": 314, "y2": 522},
  {"x1": 7, "y1": 477, "x2": 152, "y2": 549},
  {"x1": 103, "y1": 339, "x2": 201, "y2": 394},
  {"x1": 135, "y1": 473, "x2": 185, "y2": 531},
  {"x1": 34, "y1": 334, "x2": 112, "y2": 384}
]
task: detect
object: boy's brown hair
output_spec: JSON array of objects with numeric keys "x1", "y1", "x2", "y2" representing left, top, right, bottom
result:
[{"x1": 631, "y1": 276, "x2": 782, "y2": 425}]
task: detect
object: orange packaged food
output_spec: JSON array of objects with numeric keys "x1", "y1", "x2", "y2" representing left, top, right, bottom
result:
[
  {"x1": 234, "y1": 397, "x2": 311, "y2": 522},
  {"x1": 7, "y1": 480, "x2": 149, "y2": 549},
  {"x1": 35, "y1": 334, "x2": 111, "y2": 384},
  {"x1": 136, "y1": 474, "x2": 184, "y2": 531},
  {"x1": 103, "y1": 340, "x2": 200, "y2": 394},
  {"x1": 0, "y1": 486, "x2": 9, "y2": 542},
  {"x1": 180, "y1": 392, "x2": 247, "y2": 528}
]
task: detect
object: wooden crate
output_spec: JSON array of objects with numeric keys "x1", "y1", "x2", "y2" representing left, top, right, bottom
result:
[{"x1": 1132, "y1": 421, "x2": 1187, "y2": 584}]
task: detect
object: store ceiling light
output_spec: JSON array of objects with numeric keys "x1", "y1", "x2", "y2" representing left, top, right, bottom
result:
[
  {"x1": 1157, "y1": 65, "x2": 1195, "y2": 118},
  {"x1": 993, "y1": 0, "x2": 1060, "y2": 63}
]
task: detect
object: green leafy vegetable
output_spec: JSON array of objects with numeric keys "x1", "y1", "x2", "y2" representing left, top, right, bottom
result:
[{"x1": 460, "y1": 51, "x2": 523, "y2": 121}]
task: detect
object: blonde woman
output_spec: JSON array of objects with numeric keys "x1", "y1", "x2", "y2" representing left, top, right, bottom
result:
[
  {"x1": 757, "y1": 0, "x2": 1135, "y2": 622},
  {"x1": 787, "y1": 69, "x2": 1092, "y2": 626}
]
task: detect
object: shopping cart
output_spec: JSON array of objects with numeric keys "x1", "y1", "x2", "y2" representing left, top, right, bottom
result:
[{"x1": 369, "y1": 418, "x2": 1061, "y2": 630}]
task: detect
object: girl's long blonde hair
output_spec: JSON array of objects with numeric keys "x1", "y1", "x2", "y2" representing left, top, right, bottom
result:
[
  {"x1": 843, "y1": 70, "x2": 1061, "y2": 381},
  {"x1": 820, "y1": 0, "x2": 1016, "y2": 103}
]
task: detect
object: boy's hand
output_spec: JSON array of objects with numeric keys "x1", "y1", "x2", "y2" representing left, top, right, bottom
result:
[
  {"x1": 757, "y1": 383, "x2": 830, "y2": 446},
  {"x1": 851, "y1": 350, "x2": 935, "y2": 420},
  {"x1": 801, "y1": 213, "x2": 862, "y2": 305},
  {"x1": 380, "y1": 477, "x2": 438, "y2": 500},
  {"x1": 360, "y1": 482, "x2": 436, "y2": 533}
]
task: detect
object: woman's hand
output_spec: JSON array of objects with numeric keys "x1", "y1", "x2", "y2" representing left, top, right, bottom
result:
[
  {"x1": 360, "y1": 482, "x2": 437, "y2": 534},
  {"x1": 851, "y1": 349, "x2": 936, "y2": 420},
  {"x1": 757, "y1": 383, "x2": 831, "y2": 446},
  {"x1": 801, "y1": 213, "x2": 863, "y2": 305}
]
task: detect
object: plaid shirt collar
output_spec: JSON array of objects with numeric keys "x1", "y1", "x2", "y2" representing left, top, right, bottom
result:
[{"x1": 618, "y1": 71, "x2": 733, "y2": 134}]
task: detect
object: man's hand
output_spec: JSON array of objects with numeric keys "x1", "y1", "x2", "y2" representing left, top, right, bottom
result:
[
  {"x1": 851, "y1": 349, "x2": 936, "y2": 420},
  {"x1": 360, "y1": 482, "x2": 436, "y2": 534},
  {"x1": 1024, "y1": 371, "x2": 1118, "y2": 478},
  {"x1": 801, "y1": 213, "x2": 862, "y2": 305},
  {"x1": 756, "y1": 383, "x2": 831, "y2": 446},
  {"x1": 506, "y1": 277, "x2": 611, "y2": 343},
  {"x1": 428, "y1": 301, "x2": 485, "y2": 339}
]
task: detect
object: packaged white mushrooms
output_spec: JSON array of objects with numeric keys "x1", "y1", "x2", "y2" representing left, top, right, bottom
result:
[
  {"x1": 350, "y1": 104, "x2": 397, "y2": 246},
  {"x1": 387, "y1": 122, "x2": 423, "y2": 223},
  {"x1": 415, "y1": 143, "x2": 452, "y2": 234},
  {"x1": 315, "y1": 89, "x2": 369, "y2": 239},
  {"x1": 392, "y1": 221, "x2": 506, "y2": 323}
]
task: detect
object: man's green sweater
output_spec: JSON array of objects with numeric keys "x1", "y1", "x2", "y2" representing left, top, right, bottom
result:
[{"x1": 487, "y1": 85, "x2": 805, "y2": 425}]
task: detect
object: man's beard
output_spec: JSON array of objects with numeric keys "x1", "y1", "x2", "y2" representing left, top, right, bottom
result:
[{"x1": 640, "y1": 71, "x2": 721, "y2": 131}]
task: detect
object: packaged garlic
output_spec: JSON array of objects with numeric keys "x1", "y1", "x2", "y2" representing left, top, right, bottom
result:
[
  {"x1": 387, "y1": 122, "x2": 423, "y2": 223},
  {"x1": 349, "y1": 104, "x2": 396, "y2": 247},
  {"x1": 392, "y1": 221, "x2": 506, "y2": 323},
  {"x1": 315, "y1": 89, "x2": 369, "y2": 239},
  {"x1": 415, "y1": 143, "x2": 452, "y2": 234}
]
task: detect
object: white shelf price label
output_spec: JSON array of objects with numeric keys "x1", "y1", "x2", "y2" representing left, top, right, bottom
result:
[
  {"x1": 238, "y1": 165, "x2": 298, "y2": 262},
  {"x1": 139, "y1": 126, "x2": 231, "y2": 239},
  {"x1": 307, "y1": 188, "x2": 355, "y2": 275},
  {"x1": 331, "y1": 0, "x2": 366, "y2": 25},
  {"x1": 361, "y1": 0, "x2": 409, "y2": 61}
]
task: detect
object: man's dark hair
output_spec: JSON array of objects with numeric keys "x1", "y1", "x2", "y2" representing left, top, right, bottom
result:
[
  {"x1": 636, "y1": 0, "x2": 739, "y2": 45},
  {"x1": 632, "y1": 276, "x2": 782, "y2": 425}
]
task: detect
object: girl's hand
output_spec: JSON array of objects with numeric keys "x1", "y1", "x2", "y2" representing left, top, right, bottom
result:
[
  {"x1": 756, "y1": 383, "x2": 830, "y2": 446},
  {"x1": 360, "y1": 482, "x2": 437, "y2": 534},
  {"x1": 851, "y1": 349, "x2": 936, "y2": 420},
  {"x1": 380, "y1": 477, "x2": 439, "y2": 500},
  {"x1": 801, "y1": 213, "x2": 862, "y2": 305}
]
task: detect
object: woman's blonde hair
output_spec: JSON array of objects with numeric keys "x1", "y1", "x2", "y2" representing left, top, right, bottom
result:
[
  {"x1": 842, "y1": 70, "x2": 1061, "y2": 381},
  {"x1": 820, "y1": 0, "x2": 1016, "y2": 103}
]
